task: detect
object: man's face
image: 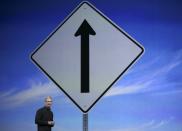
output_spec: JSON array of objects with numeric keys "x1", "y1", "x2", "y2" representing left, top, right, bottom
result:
[{"x1": 45, "y1": 98, "x2": 52, "y2": 108}]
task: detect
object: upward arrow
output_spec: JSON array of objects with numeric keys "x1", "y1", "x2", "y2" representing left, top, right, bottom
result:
[{"x1": 75, "y1": 19, "x2": 96, "y2": 93}]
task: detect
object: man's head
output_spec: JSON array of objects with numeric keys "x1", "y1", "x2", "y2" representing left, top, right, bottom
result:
[{"x1": 44, "y1": 96, "x2": 52, "y2": 108}]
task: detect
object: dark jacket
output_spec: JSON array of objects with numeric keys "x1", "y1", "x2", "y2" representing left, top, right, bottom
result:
[{"x1": 35, "y1": 106, "x2": 54, "y2": 131}]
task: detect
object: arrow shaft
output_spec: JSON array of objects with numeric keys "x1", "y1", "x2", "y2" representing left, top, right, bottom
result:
[{"x1": 81, "y1": 34, "x2": 89, "y2": 93}]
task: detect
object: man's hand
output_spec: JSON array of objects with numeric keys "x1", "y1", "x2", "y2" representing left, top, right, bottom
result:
[{"x1": 48, "y1": 121, "x2": 55, "y2": 125}]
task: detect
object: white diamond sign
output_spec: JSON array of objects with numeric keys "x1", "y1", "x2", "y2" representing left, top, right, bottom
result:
[{"x1": 31, "y1": 1, "x2": 144, "y2": 113}]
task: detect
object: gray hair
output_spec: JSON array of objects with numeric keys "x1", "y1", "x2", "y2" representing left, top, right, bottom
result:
[{"x1": 45, "y1": 96, "x2": 52, "y2": 101}]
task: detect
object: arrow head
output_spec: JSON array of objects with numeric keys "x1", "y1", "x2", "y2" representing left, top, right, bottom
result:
[{"x1": 75, "y1": 19, "x2": 96, "y2": 36}]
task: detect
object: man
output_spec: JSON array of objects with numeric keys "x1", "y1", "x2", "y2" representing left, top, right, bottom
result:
[{"x1": 35, "y1": 96, "x2": 55, "y2": 131}]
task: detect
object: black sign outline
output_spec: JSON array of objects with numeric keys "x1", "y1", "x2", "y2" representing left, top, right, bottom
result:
[{"x1": 31, "y1": 1, "x2": 144, "y2": 113}]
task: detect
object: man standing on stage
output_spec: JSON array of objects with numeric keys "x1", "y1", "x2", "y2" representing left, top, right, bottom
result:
[{"x1": 35, "y1": 96, "x2": 55, "y2": 131}]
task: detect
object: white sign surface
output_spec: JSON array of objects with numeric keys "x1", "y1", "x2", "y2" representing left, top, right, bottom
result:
[{"x1": 31, "y1": 1, "x2": 144, "y2": 113}]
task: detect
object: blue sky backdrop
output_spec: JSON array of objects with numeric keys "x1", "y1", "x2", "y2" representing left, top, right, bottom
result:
[{"x1": 0, "y1": 0, "x2": 182, "y2": 131}]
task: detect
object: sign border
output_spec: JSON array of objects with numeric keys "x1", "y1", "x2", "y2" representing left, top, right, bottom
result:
[{"x1": 30, "y1": 1, "x2": 144, "y2": 113}]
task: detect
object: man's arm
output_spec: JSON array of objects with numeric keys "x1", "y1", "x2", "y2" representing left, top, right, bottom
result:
[
  {"x1": 35, "y1": 110, "x2": 49, "y2": 126},
  {"x1": 50, "y1": 111, "x2": 54, "y2": 127}
]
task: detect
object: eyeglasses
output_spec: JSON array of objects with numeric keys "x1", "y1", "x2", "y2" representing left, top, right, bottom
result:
[{"x1": 46, "y1": 101, "x2": 52, "y2": 102}]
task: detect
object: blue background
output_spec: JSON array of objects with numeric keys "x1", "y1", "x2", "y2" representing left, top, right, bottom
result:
[{"x1": 0, "y1": 0, "x2": 182, "y2": 130}]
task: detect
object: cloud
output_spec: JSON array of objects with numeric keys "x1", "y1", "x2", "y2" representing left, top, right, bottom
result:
[
  {"x1": 105, "y1": 81, "x2": 152, "y2": 97},
  {"x1": 151, "y1": 117, "x2": 174, "y2": 129},
  {"x1": 120, "y1": 120, "x2": 155, "y2": 131},
  {"x1": 152, "y1": 88, "x2": 182, "y2": 96},
  {"x1": 99, "y1": 118, "x2": 174, "y2": 131},
  {"x1": 1, "y1": 50, "x2": 182, "y2": 109},
  {"x1": 120, "y1": 120, "x2": 170, "y2": 131},
  {"x1": 0, "y1": 81, "x2": 61, "y2": 109},
  {"x1": 105, "y1": 50, "x2": 182, "y2": 97}
]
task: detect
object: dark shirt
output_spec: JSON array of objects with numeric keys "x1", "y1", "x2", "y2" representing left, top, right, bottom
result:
[{"x1": 35, "y1": 106, "x2": 54, "y2": 131}]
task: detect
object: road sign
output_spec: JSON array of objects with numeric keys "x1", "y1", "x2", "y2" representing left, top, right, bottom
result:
[{"x1": 31, "y1": 1, "x2": 144, "y2": 113}]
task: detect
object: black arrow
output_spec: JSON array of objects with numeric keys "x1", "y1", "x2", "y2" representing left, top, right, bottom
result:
[{"x1": 74, "y1": 19, "x2": 96, "y2": 93}]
